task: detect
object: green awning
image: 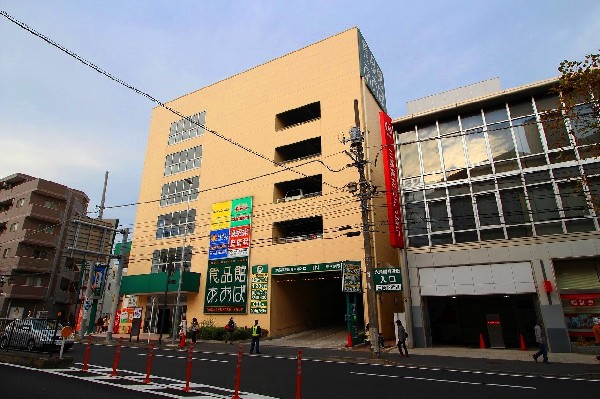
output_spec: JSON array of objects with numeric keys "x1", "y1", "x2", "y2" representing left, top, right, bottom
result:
[{"x1": 120, "y1": 271, "x2": 201, "y2": 295}]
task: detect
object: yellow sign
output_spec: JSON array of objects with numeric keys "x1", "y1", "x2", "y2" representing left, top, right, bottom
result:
[{"x1": 211, "y1": 200, "x2": 232, "y2": 230}]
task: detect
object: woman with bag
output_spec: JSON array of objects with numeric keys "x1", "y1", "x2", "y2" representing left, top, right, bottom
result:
[{"x1": 396, "y1": 319, "x2": 409, "y2": 357}]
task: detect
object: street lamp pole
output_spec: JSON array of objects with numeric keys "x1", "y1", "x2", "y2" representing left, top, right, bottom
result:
[{"x1": 171, "y1": 178, "x2": 193, "y2": 344}]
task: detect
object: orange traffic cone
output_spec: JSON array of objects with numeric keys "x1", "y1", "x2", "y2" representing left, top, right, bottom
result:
[
  {"x1": 479, "y1": 333, "x2": 486, "y2": 349},
  {"x1": 346, "y1": 331, "x2": 353, "y2": 348},
  {"x1": 179, "y1": 331, "x2": 186, "y2": 348},
  {"x1": 519, "y1": 333, "x2": 527, "y2": 351}
]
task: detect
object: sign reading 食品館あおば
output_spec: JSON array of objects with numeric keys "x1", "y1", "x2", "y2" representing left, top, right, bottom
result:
[{"x1": 204, "y1": 196, "x2": 252, "y2": 314}]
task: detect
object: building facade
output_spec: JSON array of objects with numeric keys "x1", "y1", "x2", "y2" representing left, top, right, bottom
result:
[
  {"x1": 393, "y1": 78, "x2": 600, "y2": 352},
  {"x1": 0, "y1": 173, "x2": 89, "y2": 319},
  {"x1": 124, "y1": 28, "x2": 404, "y2": 340}
]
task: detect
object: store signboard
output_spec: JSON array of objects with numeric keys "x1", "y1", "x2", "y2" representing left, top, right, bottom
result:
[
  {"x1": 374, "y1": 268, "x2": 403, "y2": 291},
  {"x1": 342, "y1": 261, "x2": 362, "y2": 293},
  {"x1": 250, "y1": 264, "x2": 268, "y2": 314},
  {"x1": 208, "y1": 197, "x2": 252, "y2": 260},
  {"x1": 272, "y1": 261, "x2": 345, "y2": 275},
  {"x1": 570, "y1": 299, "x2": 596, "y2": 307},
  {"x1": 380, "y1": 111, "x2": 404, "y2": 249},
  {"x1": 358, "y1": 30, "x2": 386, "y2": 112},
  {"x1": 204, "y1": 256, "x2": 248, "y2": 314}
]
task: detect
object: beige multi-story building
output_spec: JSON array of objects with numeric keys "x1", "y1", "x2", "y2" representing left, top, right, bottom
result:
[{"x1": 123, "y1": 28, "x2": 404, "y2": 340}]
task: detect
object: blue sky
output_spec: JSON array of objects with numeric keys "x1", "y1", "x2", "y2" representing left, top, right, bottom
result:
[{"x1": 1, "y1": 1, "x2": 599, "y2": 233}]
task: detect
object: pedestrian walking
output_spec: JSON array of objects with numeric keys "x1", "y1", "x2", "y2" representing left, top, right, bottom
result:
[
  {"x1": 103, "y1": 314, "x2": 110, "y2": 333},
  {"x1": 96, "y1": 316, "x2": 104, "y2": 334},
  {"x1": 190, "y1": 317, "x2": 199, "y2": 343},
  {"x1": 250, "y1": 320, "x2": 262, "y2": 354},
  {"x1": 224, "y1": 317, "x2": 236, "y2": 344},
  {"x1": 395, "y1": 319, "x2": 409, "y2": 357},
  {"x1": 532, "y1": 319, "x2": 549, "y2": 363}
]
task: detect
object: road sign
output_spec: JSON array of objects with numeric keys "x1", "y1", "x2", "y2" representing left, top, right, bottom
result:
[
  {"x1": 61, "y1": 326, "x2": 73, "y2": 338},
  {"x1": 374, "y1": 268, "x2": 402, "y2": 292}
]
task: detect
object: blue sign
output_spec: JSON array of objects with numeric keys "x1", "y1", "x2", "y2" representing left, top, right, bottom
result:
[{"x1": 208, "y1": 229, "x2": 230, "y2": 260}]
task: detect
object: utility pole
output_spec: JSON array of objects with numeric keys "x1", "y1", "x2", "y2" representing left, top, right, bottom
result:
[
  {"x1": 106, "y1": 228, "x2": 129, "y2": 341},
  {"x1": 344, "y1": 125, "x2": 381, "y2": 358}
]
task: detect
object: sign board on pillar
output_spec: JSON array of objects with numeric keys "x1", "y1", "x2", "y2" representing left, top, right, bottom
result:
[{"x1": 374, "y1": 268, "x2": 403, "y2": 292}]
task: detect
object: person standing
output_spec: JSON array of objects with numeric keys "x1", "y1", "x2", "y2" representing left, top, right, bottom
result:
[
  {"x1": 96, "y1": 316, "x2": 104, "y2": 334},
  {"x1": 532, "y1": 319, "x2": 549, "y2": 363},
  {"x1": 103, "y1": 314, "x2": 110, "y2": 333},
  {"x1": 224, "y1": 317, "x2": 236, "y2": 344},
  {"x1": 395, "y1": 319, "x2": 409, "y2": 357},
  {"x1": 250, "y1": 320, "x2": 262, "y2": 354},
  {"x1": 190, "y1": 317, "x2": 199, "y2": 343}
]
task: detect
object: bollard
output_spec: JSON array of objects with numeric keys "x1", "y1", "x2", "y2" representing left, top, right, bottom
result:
[
  {"x1": 519, "y1": 333, "x2": 527, "y2": 351},
  {"x1": 143, "y1": 342, "x2": 154, "y2": 384},
  {"x1": 479, "y1": 333, "x2": 486, "y2": 349},
  {"x1": 111, "y1": 337, "x2": 122, "y2": 377},
  {"x1": 231, "y1": 344, "x2": 243, "y2": 399},
  {"x1": 82, "y1": 335, "x2": 92, "y2": 371},
  {"x1": 295, "y1": 350, "x2": 303, "y2": 399},
  {"x1": 183, "y1": 343, "x2": 194, "y2": 392}
]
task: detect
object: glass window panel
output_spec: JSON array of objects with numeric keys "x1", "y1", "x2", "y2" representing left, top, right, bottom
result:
[
  {"x1": 541, "y1": 114, "x2": 570, "y2": 149},
  {"x1": 408, "y1": 235, "x2": 429, "y2": 247},
  {"x1": 535, "y1": 222, "x2": 563, "y2": 235},
  {"x1": 438, "y1": 118, "x2": 460, "y2": 136},
  {"x1": 500, "y1": 188, "x2": 530, "y2": 224},
  {"x1": 417, "y1": 124, "x2": 437, "y2": 139},
  {"x1": 548, "y1": 149, "x2": 575, "y2": 164},
  {"x1": 488, "y1": 122, "x2": 516, "y2": 161},
  {"x1": 450, "y1": 197, "x2": 476, "y2": 230},
  {"x1": 425, "y1": 187, "x2": 447, "y2": 199},
  {"x1": 421, "y1": 140, "x2": 442, "y2": 173},
  {"x1": 470, "y1": 164, "x2": 493, "y2": 177},
  {"x1": 565, "y1": 219, "x2": 596, "y2": 233},
  {"x1": 428, "y1": 200, "x2": 450, "y2": 232},
  {"x1": 461, "y1": 112, "x2": 483, "y2": 130},
  {"x1": 584, "y1": 162, "x2": 600, "y2": 176},
  {"x1": 558, "y1": 181, "x2": 589, "y2": 218},
  {"x1": 572, "y1": 104, "x2": 600, "y2": 146},
  {"x1": 494, "y1": 159, "x2": 519, "y2": 173},
  {"x1": 528, "y1": 184, "x2": 559, "y2": 222},
  {"x1": 480, "y1": 228, "x2": 505, "y2": 240},
  {"x1": 423, "y1": 173, "x2": 444, "y2": 185},
  {"x1": 578, "y1": 146, "x2": 600, "y2": 160},
  {"x1": 404, "y1": 191, "x2": 424, "y2": 203},
  {"x1": 521, "y1": 154, "x2": 547, "y2": 169},
  {"x1": 513, "y1": 116, "x2": 543, "y2": 156},
  {"x1": 188, "y1": 208, "x2": 196, "y2": 220},
  {"x1": 509, "y1": 100, "x2": 534, "y2": 118},
  {"x1": 431, "y1": 234, "x2": 453, "y2": 245},
  {"x1": 535, "y1": 94, "x2": 560, "y2": 113},
  {"x1": 441, "y1": 136, "x2": 466, "y2": 171},
  {"x1": 400, "y1": 143, "x2": 420, "y2": 178},
  {"x1": 406, "y1": 202, "x2": 427, "y2": 235},
  {"x1": 507, "y1": 225, "x2": 533, "y2": 238},
  {"x1": 484, "y1": 107, "x2": 509, "y2": 124},
  {"x1": 472, "y1": 180, "x2": 496, "y2": 193},
  {"x1": 446, "y1": 168, "x2": 468, "y2": 182},
  {"x1": 455, "y1": 231, "x2": 478, "y2": 243},
  {"x1": 553, "y1": 166, "x2": 580, "y2": 180},
  {"x1": 448, "y1": 184, "x2": 470, "y2": 196},
  {"x1": 398, "y1": 129, "x2": 417, "y2": 144},
  {"x1": 465, "y1": 131, "x2": 490, "y2": 166},
  {"x1": 524, "y1": 170, "x2": 551, "y2": 185},
  {"x1": 476, "y1": 194, "x2": 501, "y2": 226}
]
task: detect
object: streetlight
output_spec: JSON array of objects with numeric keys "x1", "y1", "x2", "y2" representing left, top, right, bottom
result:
[{"x1": 171, "y1": 177, "x2": 194, "y2": 344}]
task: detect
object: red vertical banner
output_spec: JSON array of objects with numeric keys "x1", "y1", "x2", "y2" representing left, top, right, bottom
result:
[{"x1": 379, "y1": 111, "x2": 404, "y2": 248}]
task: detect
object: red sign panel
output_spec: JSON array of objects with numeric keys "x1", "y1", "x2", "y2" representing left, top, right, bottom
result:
[
  {"x1": 229, "y1": 226, "x2": 251, "y2": 250},
  {"x1": 570, "y1": 299, "x2": 596, "y2": 307},
  {"x1": 379, "y1": 111, "x2": 404, "y2": 248}
]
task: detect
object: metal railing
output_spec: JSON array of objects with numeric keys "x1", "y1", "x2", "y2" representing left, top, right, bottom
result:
[{"x1": 0, "y1": 318, "x2": 64, "y2": 353}]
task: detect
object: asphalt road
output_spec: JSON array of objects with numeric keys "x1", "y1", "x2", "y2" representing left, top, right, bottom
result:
[{"x1": 2, "y1": 342, "x2": 599, "y2": 398}]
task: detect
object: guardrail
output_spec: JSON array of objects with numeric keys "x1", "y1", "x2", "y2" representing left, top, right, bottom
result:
[{"x1": 0, "y1": 318, "x2": 67, "y2": 353}]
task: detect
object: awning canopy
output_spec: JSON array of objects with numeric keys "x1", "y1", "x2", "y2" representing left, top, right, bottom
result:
[{"x1": 120, "y1": 271, "x2": 200, "y2": 295}]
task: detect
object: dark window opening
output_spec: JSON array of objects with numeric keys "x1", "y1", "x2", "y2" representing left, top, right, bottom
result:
[
  {"x1": 273, "y1": 216, "x2": 323, "y2": 244},
  {"x1": 274, "y1": 175, "x2": 322, "y2": 203},
  {"x1": 276, "y1": 102, "x2": 321, "y2": 130},
  {"x1": 275, "y1": 137, "x2": 321, "y2": 163}
]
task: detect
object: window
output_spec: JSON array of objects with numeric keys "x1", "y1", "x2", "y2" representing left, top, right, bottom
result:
[
  {"x1": 39, "y1": 223, "x2": 55, "y2": 234},
  {"x1": 160, "y1": 176, "x2": 200, "y2": 207},
  {"x1": 450, "y1": 197, "x2": 476, "y2": 230},
  {"x1": 26, "y1": 276, "x2": 42, "y2": 286},
  {"x1": 2, "y1": 248, "x2": 9, "y2": 258},
  {"x1": 32, "y1": 249, "x2": 48, "y2": 259},
  {"x1": 9, "y1": 222, "x2": 18, "y2": 232},
  {"x1": 151, "y1": 246, "x2": 192, "y2": 273},
  {"x1": 156, "y1": 209, "x2": 196, "y2": 239},
  {"x1": 275, "y1": 102, "x2": 321, "y2": 130},
  {"x1": 168, "y1": 112, "x2": 206, "y2": 145},
  {"x1": 476, "y1": 194, "x2": 501, "y2": 226},
  {"x1": 16, "y1": 198, "x2": 25, "y2": 207},
  {"x1": 44, "y1": 200, "x2": 59, "y2": 210},
  {"x1": 513, "y1": 116, "x2": 543, "y2": 157},
  {"x1": 164, "y1": 146, "x2": 202, "y2": 176},
  {"x1": 275, "y1": 137, "x2": 321, "y2": 163}
]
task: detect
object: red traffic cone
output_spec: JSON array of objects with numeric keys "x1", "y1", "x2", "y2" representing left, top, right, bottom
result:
[
  {"x1": 519, "y1": 333, "x2": 527, "y2": 350},
  {"x1": 479, "y1": 333, "x2": 486, "y2": 349},
  {"x1": 179, "y1": 332, "x2": 186, "y2": 348},
  {"x1": 346, "y1": 331, "x2": 353, "y2": 348}
]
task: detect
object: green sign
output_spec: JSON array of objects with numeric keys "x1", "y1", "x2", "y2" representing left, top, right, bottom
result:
[
  {"x1": 231, "y1": 197, "x2": 252, "y2": 227},
  {"x1": 204, "y1": 256, "x2": 248, "y2": 314},
  {"x1": 374, "y1": 268, "x2": 402, "y2": 292},
  {"x1": 272, "y1": 261, "x2": 346, "y2": 275},
  {"x1": 358, "y1": 30, "x2": 386, "y2": 112},
  {"x1": 342, "y1": 261, "x2": 362, "y2": 293},
  {"x1": 250, "y1": 264, "x2": 268, "y2": 314}
]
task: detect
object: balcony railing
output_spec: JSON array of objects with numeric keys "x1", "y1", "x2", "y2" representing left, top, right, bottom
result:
[{"x1": 274, "y1": 233, "x2": 323, "y2": 244}]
